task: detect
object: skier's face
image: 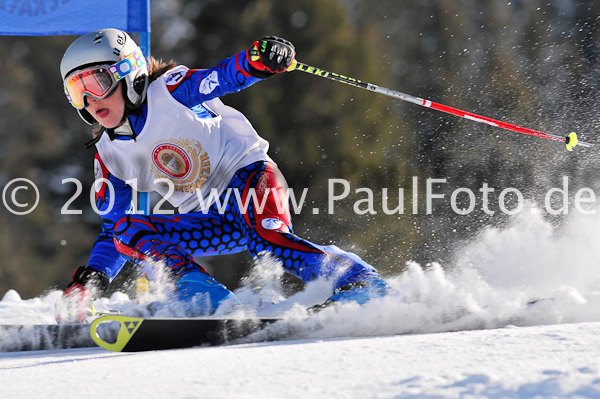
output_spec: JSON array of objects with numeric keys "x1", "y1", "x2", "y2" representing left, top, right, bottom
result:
[{"x1": 85, "y1": 83, "x2": 126, "y2": 129}]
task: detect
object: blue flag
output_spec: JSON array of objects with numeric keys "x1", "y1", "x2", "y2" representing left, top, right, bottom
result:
[{"x1": 0, "y1": 0, "x2": 149, "y2": 35}]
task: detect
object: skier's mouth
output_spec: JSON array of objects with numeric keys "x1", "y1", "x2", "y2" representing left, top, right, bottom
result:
[{"x1": 96, "y1": 108, "x2": 109, "y2": 119}]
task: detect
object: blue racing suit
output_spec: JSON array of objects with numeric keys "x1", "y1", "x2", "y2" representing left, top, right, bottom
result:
[{"x1": 88, "y1": 51, "x2": 380, "y2": 297}]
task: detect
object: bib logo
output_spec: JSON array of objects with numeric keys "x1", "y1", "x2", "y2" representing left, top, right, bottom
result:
[
  {"x1": 151, "y1": 139, "x2": 211, "y2": 193},
  {"x1": 152, "y1": 144, "x2": 191, "y2": 179},
  {"x1": 1, "y1": 0, "x2": 71, "y2": 16}
]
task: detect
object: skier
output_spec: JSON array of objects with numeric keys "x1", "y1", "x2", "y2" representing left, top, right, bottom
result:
[{"x1": 54, "y1": 28, "x2": 389, "y2": 322}]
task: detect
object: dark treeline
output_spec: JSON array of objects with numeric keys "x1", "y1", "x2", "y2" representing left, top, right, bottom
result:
[{"x1": 1, "y1": 0, "x2": 599, "y2": 298}]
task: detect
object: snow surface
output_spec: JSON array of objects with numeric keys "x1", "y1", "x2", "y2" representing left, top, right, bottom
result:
[{"x1": 2, "y1": 209, "x2": 600, "y2": 398}]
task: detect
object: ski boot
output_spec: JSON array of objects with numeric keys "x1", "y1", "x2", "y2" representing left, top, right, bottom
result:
[
  {"x1": 312, "y1": 274, "x2": 390, "y2": 311},
  {"x1": 171, "y1": 264, "x2": 239, "y2": 316}
]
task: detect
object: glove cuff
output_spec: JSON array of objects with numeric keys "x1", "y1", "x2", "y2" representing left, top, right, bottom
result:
[{"x1": 246, "y1": 42, "x2": 274, "y2": 79}]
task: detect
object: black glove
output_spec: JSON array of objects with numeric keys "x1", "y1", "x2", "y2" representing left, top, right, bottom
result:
[
  {"x1": 67, "y1": 265, "x2": 110, "y2": 295},
  {"x1": 246, "y1": 36, "x2": 296, "y2": 78},
  {"x1": 54, "y1": 265, "x2": 109, "y2": 323}
]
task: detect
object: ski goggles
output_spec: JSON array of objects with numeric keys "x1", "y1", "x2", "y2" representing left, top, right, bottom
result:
[{"x1": 63, "y1": 47, "x2": 146, "y2": 109}]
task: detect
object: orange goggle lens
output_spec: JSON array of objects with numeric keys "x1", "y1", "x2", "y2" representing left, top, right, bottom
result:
[{"x1": 64, "y1": 67, "x2": 116, "y2": 109}]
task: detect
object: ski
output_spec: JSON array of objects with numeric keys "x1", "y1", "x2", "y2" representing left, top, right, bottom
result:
[
  {"x1": 0, "y1": 323, "x2": 96, "y2": 352},
  {"x1": 90, "y1": 315, "x2": 282, "y2": 352}
]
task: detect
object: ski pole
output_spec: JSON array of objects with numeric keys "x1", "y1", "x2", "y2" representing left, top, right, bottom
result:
[{"x1": 289, "y1": 60, "x2": 590, "y2": 151}]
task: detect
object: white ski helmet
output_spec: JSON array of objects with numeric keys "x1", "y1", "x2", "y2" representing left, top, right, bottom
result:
[{"x1": 60, "y1": 28, "x2": 149, "y2": 124}]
